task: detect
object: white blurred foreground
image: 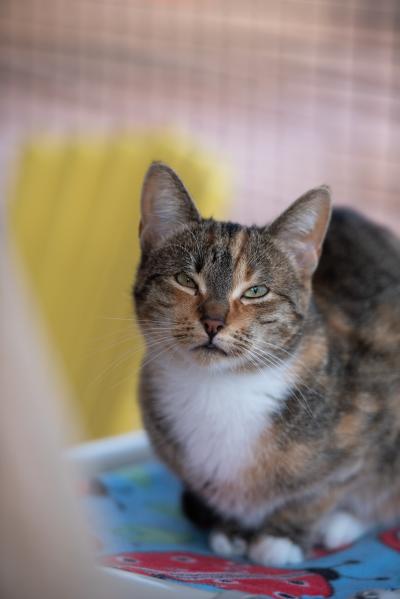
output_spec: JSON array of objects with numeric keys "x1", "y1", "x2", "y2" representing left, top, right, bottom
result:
[{"x1": 0, "y1": 234, "x2": 213, "y2": 599}]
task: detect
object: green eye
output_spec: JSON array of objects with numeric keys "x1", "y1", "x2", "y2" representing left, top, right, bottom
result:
[
  {"x1": 175, "y1": 272, "x2": 197, "y2": 290},
  {"x1": 242, "y1": 285, "x2": 269, "y2": 299}
]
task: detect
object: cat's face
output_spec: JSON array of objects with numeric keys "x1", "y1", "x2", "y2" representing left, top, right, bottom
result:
[{"x1": 134, "y1": 163, "x2": 331, "y2": 372}]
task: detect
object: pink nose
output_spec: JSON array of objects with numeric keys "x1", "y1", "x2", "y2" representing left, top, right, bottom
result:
[{"x1": 202, "y1": 318, "x2": 224, "y2": 340}]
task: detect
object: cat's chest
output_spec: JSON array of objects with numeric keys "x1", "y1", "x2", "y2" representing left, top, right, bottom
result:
[{"x1": 155, "y1": 362, "x2": 292, "y2": 483}]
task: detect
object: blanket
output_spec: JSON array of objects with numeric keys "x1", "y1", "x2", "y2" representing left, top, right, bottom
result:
[{"x1": 81, "y1": 460, "x2": 400, "y2": 598}]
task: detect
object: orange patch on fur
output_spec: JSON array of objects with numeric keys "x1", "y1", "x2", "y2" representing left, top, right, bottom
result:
[
  {"x1": 334, "y1": 411, "x2": 364, "y2": 449},
  {"x1": 292, "y1": 332, "x2": 328, "y2": 384}
]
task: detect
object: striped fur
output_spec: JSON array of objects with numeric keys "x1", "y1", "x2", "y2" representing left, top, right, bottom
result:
[{"x1": 133, "y1": 162, "x2": 400, "y2": 565}]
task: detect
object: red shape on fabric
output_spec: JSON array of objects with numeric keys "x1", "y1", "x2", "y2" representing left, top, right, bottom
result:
[
  {"x1": 102, "y1": 551, "x2": 334, "y2": 597},
  {"x1": 379, "y1": 527, "x2": 400, "y2": 552}
]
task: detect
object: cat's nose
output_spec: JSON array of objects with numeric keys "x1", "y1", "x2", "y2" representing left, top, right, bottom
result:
[{"x1": 202, "y1": 318, "x2": 225, "y2": 340}]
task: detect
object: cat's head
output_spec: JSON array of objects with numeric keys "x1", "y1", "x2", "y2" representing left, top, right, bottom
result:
[{"x1": 134, "y1": 162, "x2": 331, "y2": 372}]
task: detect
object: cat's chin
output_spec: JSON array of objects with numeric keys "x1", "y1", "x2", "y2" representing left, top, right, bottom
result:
[
  {"x1": 189, "y1": 345, "x2": 230, "y2": 370},
  {"x1": 182, "y1": 344, "x2": 252, "y2": 373},
  {"x1": 192, "y1": 343, "x2": 228, "y2": 357},
  {"x1": 160, "y1": 342, "x2": 270, "y2": 373}
]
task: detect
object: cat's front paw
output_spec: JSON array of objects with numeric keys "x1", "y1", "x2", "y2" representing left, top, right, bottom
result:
[
  {"x1": 209, "y1": 529, "x2": 248, "y2": 557},
  {"x1": 248, "y1": 534, "x2": 304, "y2": 567},
  {"x1": 319, "y1": 511, "x2": 366, "y2": 549}
]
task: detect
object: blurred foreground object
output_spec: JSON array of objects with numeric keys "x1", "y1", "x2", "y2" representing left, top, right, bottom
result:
[
  {"x1": 8, "y1": 131, "x2": 229, "y2": 440},
  {"x1": 0, "y1": 231, "x2": 216, "y2": 599}
]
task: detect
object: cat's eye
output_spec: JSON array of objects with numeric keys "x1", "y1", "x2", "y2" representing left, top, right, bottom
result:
[
  {"x1": 175, "y1": 272, "x2": 197, "y2": 290},
  {"x1": 242, "y1": 284, "x2": 269, "y2": 299}
]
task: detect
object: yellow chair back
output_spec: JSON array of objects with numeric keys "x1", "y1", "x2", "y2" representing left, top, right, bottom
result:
[{"x1": 9, "y1": 132, "x2": 230, "y2": 439}]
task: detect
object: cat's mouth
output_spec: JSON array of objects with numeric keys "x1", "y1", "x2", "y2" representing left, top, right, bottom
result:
[{"x1": 192, "y1": 342, "x2": 228, "y2": 357}]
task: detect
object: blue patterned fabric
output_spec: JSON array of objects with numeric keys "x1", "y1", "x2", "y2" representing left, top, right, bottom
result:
[{"x1": 82, "y1": 459, "x2": 400, "y2": 598}]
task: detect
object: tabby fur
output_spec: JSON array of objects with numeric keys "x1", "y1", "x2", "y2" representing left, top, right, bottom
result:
[{"x1": 133, "y1": 162, "x2": 400, "y2": 566}]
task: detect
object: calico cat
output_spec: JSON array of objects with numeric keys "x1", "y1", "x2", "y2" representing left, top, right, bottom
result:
[{"x1": 133, "y1": 162, "x2": 400, "y2": 566}]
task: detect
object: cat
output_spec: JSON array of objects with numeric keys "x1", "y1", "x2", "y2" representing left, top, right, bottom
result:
[{"x1": 133, "y1": 161, "x2": 400, "y2": 567}]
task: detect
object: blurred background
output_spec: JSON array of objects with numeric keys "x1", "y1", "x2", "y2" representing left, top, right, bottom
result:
[{"x1": 1, "y1": 0, "x2": 399, "y2": 441}]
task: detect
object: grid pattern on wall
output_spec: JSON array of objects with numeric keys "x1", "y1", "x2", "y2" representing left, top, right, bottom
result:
[{"x1": 1, "y1": 0, "x2": 399, "y2": 226}]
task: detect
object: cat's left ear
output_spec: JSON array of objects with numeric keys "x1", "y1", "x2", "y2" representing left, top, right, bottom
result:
[
  {"x1": 269, "y1": 185, "x2": 332, "y2": 278},
  {"x1": 139, "y1": 162, "x2": 200, "y2": 249}
]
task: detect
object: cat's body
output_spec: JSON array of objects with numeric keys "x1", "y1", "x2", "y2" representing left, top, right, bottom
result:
[{"x1": 134, "y1": 163, "x2": 400, "y2": 566}]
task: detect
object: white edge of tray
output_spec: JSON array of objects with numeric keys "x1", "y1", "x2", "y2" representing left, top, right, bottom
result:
[
  {"x1": 67, "y1": 430, "x2": 153, "y2": 475},
  {"x1": 68, "y1": 431, "x2": 222, "y2": 598},
  {"x1": 102, "y1": 565, "x2": 222, "y2": 599}
]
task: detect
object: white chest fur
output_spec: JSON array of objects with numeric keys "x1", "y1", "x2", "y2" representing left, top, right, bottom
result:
[{"x1": 154, "y1": 359, "x2": 293, "y2": 483}]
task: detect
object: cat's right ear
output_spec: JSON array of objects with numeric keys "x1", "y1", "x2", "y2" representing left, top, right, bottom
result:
[{"x1": 139, "y1": 162, "x2": 200, "y2": 250}]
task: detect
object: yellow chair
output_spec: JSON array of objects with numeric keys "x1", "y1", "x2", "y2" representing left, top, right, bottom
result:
[{"x1": 9, "y1": 131, "x2": 230, "y2": 440}]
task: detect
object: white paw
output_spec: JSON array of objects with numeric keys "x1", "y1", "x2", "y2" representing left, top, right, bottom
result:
[
  {"x1": 209, "y1": 530, "x2": 247, "y2": 557},
  {"x1": 320, "y1": 511, "x2": 366, "y2": 549},
  {"x1": 248, "y1": 535, "x2": 304, "y2": 566}
]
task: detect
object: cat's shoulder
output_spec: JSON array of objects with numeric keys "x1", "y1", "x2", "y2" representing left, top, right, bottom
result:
[
  {"x1": 325, "y1": 206, "x2": 400, "y2": 260},
  {"x1": 314, "y1": 207, "x2": 400, "y2": 301}
]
